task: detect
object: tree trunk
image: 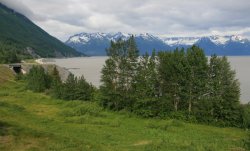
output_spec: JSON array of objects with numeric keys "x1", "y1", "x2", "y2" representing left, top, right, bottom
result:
[
  {"x1": 188, "y1": 90, "x2": 192, "y2": 114},
  {"x1": 188, "y1": 99, "x2": 192, "y2": 114},
  {"x1": 174, "y1": 101, "x2": 178, "y2": 111},
  {"x1": 174, "y1": 96, "x2": 179, "y2": 111}
]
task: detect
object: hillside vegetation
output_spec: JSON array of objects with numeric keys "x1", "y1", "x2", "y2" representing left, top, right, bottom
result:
[
  {"x1": 0, "y1": 69, "x2": 249, "y2": 150},
  {"x1": 0, "y1": 3, "x2": 81, "y2": 60},
  {"x1": 99, "y1": 38, "x2": 244, "y2": 128},
  {"x1": 0, "y1": 65, "x2": 14, "y2": 84},
  {"x1": 1, "y1": 41, "x2": 249, "y2": 150}
]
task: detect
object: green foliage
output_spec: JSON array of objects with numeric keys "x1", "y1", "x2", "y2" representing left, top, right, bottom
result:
[
  {"x1": 208, "y1": 55, "x2": 241, "y2": 127},
  {"x1": 133, "y1": 50, "x2": 162, "y2": 116},
  {"x1": 101, "y1": 42, "x2": 242, "y2": 127},
  {"x1": 185, "y1": 46, "x2": 209, "y2": 115},
  {"x1": 0, "y1": 65, "x2": 15, "y2": 84},
  {"x1": 26, "y1": 66, "x2": 51, "y2": 92},
  {"x1": 100, "y1": 36, "x2": 139, "y2": 110},
  {"x1": 0, "y1": 121, "x2": 10, "y2": 136},
  {"x1": 53, "y1": 73, "x2": 94, "y2": 101},
  {"x1": 75, "y1": 76, "x2": 94, "y2": 101},
  {"x1": 0, "y1": 81, "x2": 248, "y2": 151},
  {"x1": 0, "y1": 3, "x2": 81, "y2": 58},
  {"x1": 59, "y1": 101, "x2": 103, "y2": 117},
  {"x1": 25, "y1": 66, "x2": 94, "y2": 101},
  {"x1": 49, "y1": 66, "x2": 62, "y2": 98},
  {"x1": 242, "y1": 104, "x2": 250, "y2": 129},
  {"x1": 158, "y1": 48, "x2": 188, "y2": 112},
  {"x1": 14, "y1": 72, "x2": 23, "y2": 81},
  {"x1": 133, "y1": 98, "x2": 162, "y2": 118},
  {"x1": 0, "y1": 41, "x2": 22, "y2": 63},
  {"x1": 244, "y1": 133, "x2": 250, "y2": 150},
  {"x1": 61, "y1": 73, "x2": 78, "y2": 100}
]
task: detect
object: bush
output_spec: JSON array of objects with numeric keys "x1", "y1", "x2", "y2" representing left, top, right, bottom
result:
[
  {"x1": 145, "y1": 120, "x2": 173, "y2": 131},
  {"x1": 60, "y1": 102, "x2": 103, "y2": 117},
  {"x1": 53, "y1": 73, "x2": 95, "y2": 101},
  {"x1": 133, "y1": 98, "x2": 170, "y2": 118},
  {"x1": 26, "y1": 66, "x2": 51, "y2": 92},
  {"x1": 244, "y1": 133, "x2": 250, "y2": 150},
  {"x1": 15, "y1": 73, "x2": 23, "y2": 81},
  {"x1": 242, "y1": 104, "x2": 250, "y2": 129},
  {"x1": 168, "y1": 111, "x2": 187, "y2": 121},
  {"x1": 0, "y1": 121, "x2": 10, "y2": 136},
  {"x1": 171, "y1": 119, "x2": 184, "y2": 127}
]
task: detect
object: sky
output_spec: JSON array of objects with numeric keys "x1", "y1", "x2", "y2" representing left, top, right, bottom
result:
[{"x1": 1, "y1": 0, "x2": 250, "y2": 41}]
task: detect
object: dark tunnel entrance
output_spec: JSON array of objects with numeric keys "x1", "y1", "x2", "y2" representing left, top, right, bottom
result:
[{"x1": 9, "y1": 64, "x2": 22, "y2": 74}]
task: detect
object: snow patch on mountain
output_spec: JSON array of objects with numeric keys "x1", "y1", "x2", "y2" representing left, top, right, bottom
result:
[
  {"x1": 110, "y1": 32, "x2": 131, "y2": 41},
  {"x1": 162, "y1": 37, "x2": 200, "y2": 46},
  {"x1": 67, "y1": 32, "x2": 248, "y2": 46},
  {"x1": 229, "y1": 35, "x2": 249, "y2": 43},
  {"x1": 67, "y1": 32, "x2": 133, "y2": 44},
  {"x1": 136, "y1": 33, "x2": 160, "y2": 41},
  {"x1": 209, "y1": 35, "x2": 229, "y2": 45},
  {"x1": 65, "y1": 32, "x2": 250, "y2": 56},
  {"x1": 66, "y1": 32, "x2": 165, "y2": 44},
  {"x1": 161, "y1": 35, "x2": 249, "y2": 46},
  {"x1": 69, "y1": 36, "x2": 81, "y2": 43}
]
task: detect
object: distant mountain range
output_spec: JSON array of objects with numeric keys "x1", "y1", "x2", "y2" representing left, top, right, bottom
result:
[
  {"x1": 65, "y1": 32, "x2": 250, "y2": 56},
  {"x1": 0, "y1": 3, "x2": 81, "y2": 58}
]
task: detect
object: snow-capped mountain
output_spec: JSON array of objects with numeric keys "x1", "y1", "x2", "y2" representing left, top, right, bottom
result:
[
  {"x1": 65, "y1": 32, "x2": 169, "y2": 56},
  {"x1": 162, "y1": 35, "x2": 249, "y2": 46},
  {"x1": 65, "y1": 32, "x2": 250, "y2": 56},
  {"x1": 162, "y1": 37, "x2": 200, "y2": 46}
]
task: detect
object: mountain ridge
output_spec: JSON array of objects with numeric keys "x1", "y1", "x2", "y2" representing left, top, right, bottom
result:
[
  {"x1": 0, "y1": 3, "x2": 82, "y2": 58},
  {"x1": 65, "y1": 32, "x2": 250, "y2": 56}
]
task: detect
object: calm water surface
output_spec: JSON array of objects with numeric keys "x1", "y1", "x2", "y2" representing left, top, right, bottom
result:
[{"x1": 45, "y1": 56, "x2": 250, "y2": 104}]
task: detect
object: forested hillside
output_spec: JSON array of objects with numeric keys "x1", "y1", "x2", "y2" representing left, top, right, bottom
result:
[{"x1": 0, "y1": 3, "x2": 81, "y2": 63}]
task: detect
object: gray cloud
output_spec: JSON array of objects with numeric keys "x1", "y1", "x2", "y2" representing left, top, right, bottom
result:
[
  {"x1": 0, "y1": 0, "x2": 46, "y2": 21},
  {"x1": 1, "y1": 0, "x2": 32, "y2": 16},
  {"x1": 1, "y1": 0, "x2": 250, "y2": 41}
]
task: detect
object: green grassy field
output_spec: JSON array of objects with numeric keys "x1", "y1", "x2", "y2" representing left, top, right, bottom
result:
[
  {"x1": 0, "y1": 65, "x2": 14, "y2": 84},
  {"x1": 0, "y1": 66, "x2": 248, "y2": 151}
]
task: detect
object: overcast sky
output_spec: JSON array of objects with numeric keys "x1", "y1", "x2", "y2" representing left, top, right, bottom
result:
[{"x1": 1, "y1": 0, "x2": 250, "y2": 41}]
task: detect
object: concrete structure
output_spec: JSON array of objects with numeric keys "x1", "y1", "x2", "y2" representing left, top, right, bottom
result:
[{"x1": 9, "y1": 64, "x2": 22, "y2": 74}]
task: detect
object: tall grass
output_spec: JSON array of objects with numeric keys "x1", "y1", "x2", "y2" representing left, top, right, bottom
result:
[{"x1": 0, "y1": 81, "x2": 248, "y2": 151}]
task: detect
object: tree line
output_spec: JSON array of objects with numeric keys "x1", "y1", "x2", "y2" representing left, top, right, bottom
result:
[
  {"x1": 100, "y1": 36, "x2": 247, "y2": 127},
  {"x1": 25, "y1": 65, "x2": 94, "y2": 101},
  {"x1": 0, "y1": 40, "x2": 37, "y2": 63},
  {"x1": 23, "y1": 36, "x2": 250, "y2": 128},
  {"x1": 0, "y1": 41, "x2": 21, "y2": 63}
]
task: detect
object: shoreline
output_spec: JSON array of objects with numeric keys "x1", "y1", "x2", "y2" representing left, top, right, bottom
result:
[
  {"x1": 35, "y1": 58, "x2": 45, "y2": 64},
  {"x1": 34, "y1": 58, "x2": 71, "y2": 82}
]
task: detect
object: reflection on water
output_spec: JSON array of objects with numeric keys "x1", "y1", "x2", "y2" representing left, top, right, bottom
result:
[{"x1": 45, "y1": 56, "x2": 250, "y2": 104}]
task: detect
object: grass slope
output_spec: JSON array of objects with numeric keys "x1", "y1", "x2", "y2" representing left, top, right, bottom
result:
[
  {"x1": 0, "y1": 69, "x2": 248, "y2": 150},
  {"x1": 0, "y1": 3, "x2": 81, "y2": 57},
  {"x1": 0, "y1": 65, "x2": 14, "y2": 84}
]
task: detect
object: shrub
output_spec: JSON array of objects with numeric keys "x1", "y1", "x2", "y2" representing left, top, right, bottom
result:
[
  {"x1": 242, "y1": 104, "x2": 250, "y2": 129},
  {"x1": 26, "y1": 66, "x2": 51, "y2": 92},
  {"x1": 244, "y1": 133, "x2": 250, "y2": 150},
  {"x1": 54, "y1": 73, "x2": 95, "y2": 101},
  {"x1": 171, "y1": 119, "x2": 184, "y2": 127},
  {"x1": 60, "y1": 102, "x2": 103, "y2": 117}
]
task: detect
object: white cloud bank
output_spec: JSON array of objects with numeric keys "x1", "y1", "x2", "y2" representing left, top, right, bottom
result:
[{"x1": 1, "y1": 0, "x2": 250, "y2": 41}]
